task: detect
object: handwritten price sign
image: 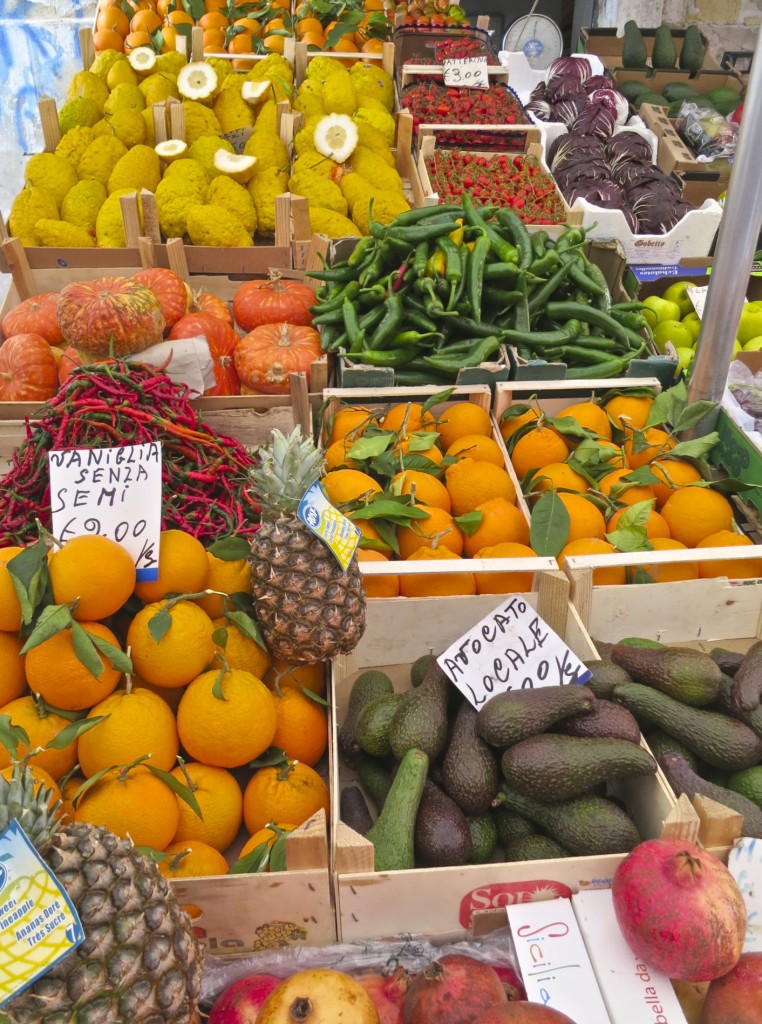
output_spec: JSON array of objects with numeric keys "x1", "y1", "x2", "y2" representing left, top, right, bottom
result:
[
  {"x1": 436, "y1": 595, "x2": 591, "y2": 709},
  {"x1": 48, "y1": 442, "x2": 162, "y2": 581},
  {"x1": 442, "y1": 56, "x2": 489, "y2": 89}
]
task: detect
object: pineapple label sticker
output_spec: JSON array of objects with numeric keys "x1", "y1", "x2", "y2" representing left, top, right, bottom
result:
[
  {"x1": 0, "y1": 820, "x2": 84, "y2": 1006},
  {"x1": 437, "y1": 596, "x2": 592, "y2": 709},
  {"x1": 297, "y1": 480, "x2": 361, "y2": 571},
  {"x1": 442, "y1": 56, "x2": 490, "y2": 90},
  {"x1": 47, "y1": 442, "x2": 162, "y2": 582}
]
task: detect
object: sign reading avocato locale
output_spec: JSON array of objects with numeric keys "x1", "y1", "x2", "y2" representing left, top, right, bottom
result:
[{"x1": 437, "y1": 595, "x2": 591, "y2": 709}]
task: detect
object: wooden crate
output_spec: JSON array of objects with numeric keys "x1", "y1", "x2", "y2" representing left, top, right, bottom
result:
[
  {"x1": 171, "y1": 809, "x2": 335, "y2": 957},
  {"x1": 293, "y1": 40, "x2": 395, "y2": 88},
  {"x1": 330, "y1": 573, "x2": 681, "y2": 942}
]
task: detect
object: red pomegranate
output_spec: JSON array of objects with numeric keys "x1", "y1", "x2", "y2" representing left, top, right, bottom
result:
[
  {"x1": 492, "y1": 966, "x2": 525, "y2": 1002},
  {"x1": 701, "y1": 951, "x2": 762, "y2": 1023},
  {"x1": 402, "y1": 954, "x2": 508, "y2": 1024},
  {"x1": 481, "y1": 1005, "x2": 578, "y2": 1024},
  {"x1": 356, "y1": 967, "x2": 411, "y2": 1024},
  {"x1": 612, "y1": 839, "x2": 746, "y2": 982},
  {"x1": 56, "y1": 276, "x2": 165, "y2": 356},
  {"x1": 208, "y1": 973, "x2": 281, "y2": 1024}
]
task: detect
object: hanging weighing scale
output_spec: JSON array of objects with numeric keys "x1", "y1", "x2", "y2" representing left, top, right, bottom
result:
[{"x1": 502, "y1": 11, "x2": 564, "y2": 71}]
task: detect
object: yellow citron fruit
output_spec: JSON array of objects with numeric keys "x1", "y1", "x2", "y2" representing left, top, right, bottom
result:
[
  {"x1": 435, "y1": 401, "x2": 492, "y2": 450},
  {"x1": 127, "y1": 599, "x2": 216, "y2": 688},
  {"x1": 75, "y1": 765, "x2": 180, "y2": 851},
  {"x1": 0, "y1": 696, "x2": 78, "y2": 781},
  {"x1": 212, "y1": 617, "x2": 271, "y2": 678},
  {"x1": 76, "y1": 686, "x2": 180, "y2": 778},
  {"x1": 49, "y1": 534, "x2": 136, "y2": 621},
  {"x1": 177, "y1": 668, "x2": 277, "y2": 768},
  {"x1": 473, "y1": 541, "x2": 538, "y2": 595},
  {"x1": 170, "y1": 762, "x2": 243, "y2": 852},
  {"x1": 0, "y1": 632, "x2": 26, "y2": 706},
  {"x1": 158, "y1": 840, "x2": 229, "y2": 879},
  {"x1": 24, "y1": 621, "x2": 123, "y2": 712},
  {"x1": 0, "y1": 547, "x2": 24, "y2": 631},
  {"x1": 195, "y1": 552, "x2": 252, "y2": 618},
  {"x1": 133, "y1": 529, "x2": 209, "y2": 604},
  {"x1": 445, "y1": 458, "x2": 516, "y2": 516}
]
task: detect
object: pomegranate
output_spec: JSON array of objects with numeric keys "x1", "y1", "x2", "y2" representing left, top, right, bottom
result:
[
  {"x1": 611, "y1": 839, "x2": 746, "y2": 982},
  {"x1": 255, "y1": 968, "x2": 380, "y2": 1023},
  {"x1": 402, "y1": 954, "x2": 507, "y2": 1024},
  {"x1": 701, "y1": 951, "x2": 762, "y2": 1023},
  {"x1": 481, "y1": 1006, "x2": 578, "y2": 1023},
  {"x1": 209, "y1": 974, "x2": 281, "y2": 1024},
  {"x1": 355, "y1": 967, "x2": 411, "y2": 1024},
  {"x1": 492, "y1": 965, "x2": 526, "y2": 1002}
]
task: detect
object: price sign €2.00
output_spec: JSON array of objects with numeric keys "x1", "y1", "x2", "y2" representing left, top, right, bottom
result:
[
  {"x1": 442, "y1": 56, "x2": 490, "y2": 90},
  {"x1": 437, "y1": 595, "x2": 591, "y2": 709}
]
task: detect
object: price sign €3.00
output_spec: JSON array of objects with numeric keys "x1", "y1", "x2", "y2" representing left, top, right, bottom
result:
[
  {"x1": 437, "y1": 595, "x2": 591, "y2": 709},
  {"x1": 442, "y1": 56, "x2": 490, "y2": 90}
]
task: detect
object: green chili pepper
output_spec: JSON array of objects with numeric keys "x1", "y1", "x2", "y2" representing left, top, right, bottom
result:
[
  {"x1": 467, "y1": 234, "x2": 490, "y2": 324},
  {"x1": 483, "y1": 261, "x2": 521, "y2": 282},
  {"x1": 526, "y1": 261, "x2": 574, "y2": 314},
  {"x1": 554, "y1": 227, "x2": 585, "y2": 253},
  {"x1": 347, "y1": 235, "x2": 375, "y2": 266},
  {"x1": 496, "y1": 209, "x2": 532, "y2": 271},
  {"x1": 359, "y1": 250, "x2": 387, "y2": 287},
  {"x1": 358, "y1": 305, "x2": 387, "y2": 332},
  {"x1": 461, "y1": 192, "x2": 518, "y2": 265},
  {"x1": 342, "y1": 298, "x2": 364, "y2": 350},
  {"x1": 389, "y1": 330, "x2": 442, "y2": 349},
  {"x1": 545, "y1": 301, "x2": 632, "y2": 349},
  {"x1": 500, "y1": 320, "x2": 582, "y2": 348},
  {"x1": 532, "y1": 230, "x2": 549, "y2": 259},
  {"x1": 514, "y1": 275, "x2": 530, "y2": 333},
  {"x1": 450, "y1": 314, "x2": 504, "y2": 339},
  {"x1": 351, "y1": 346, "x2": 424, "y2": 367},
  {"x1": 585, "y1": 262, "x2": 612, "y2": 313},
  {"x1": 527, "y1": 250, "x2": 560, "y2": 278},
  {"x1": 564, "y1": 352, "x2": 638, "y2": 380},
  {"x1": 312, "y1": 307, "x2": 347, "y2": 326},
  {"x1": 306, "y1": 264, "x2": 357, "y2": 283},
  {"x1": 422, "y1": 335, "x2": 501, "y2": 373},
  {"x1": 389, "y1": 219, "x2": 462, "y2": 244},
  {"x1": 391, "y1": 204, "x2": 465, "y2": 226},
  {"x1": 413, "y1": 241, "x2": 430, "y2": 278},
  {"x1": 611, "y1": 309, "x2": 648, "y2": 331},
  {"x1": 369, "y1": 292, "x2": 405, "y2": 350},
  {"x1": 405, "y1": 309, "x2": 439, "y2": 333}
]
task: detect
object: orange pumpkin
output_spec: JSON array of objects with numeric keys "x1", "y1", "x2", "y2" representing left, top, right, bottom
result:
[
  {"x1": 234, "y1": 322, "x2": 321, "y2": 394},
  {"x1": 132, "y1": 267, "x2": 190, "y2": 328},
  {"x1": 232, "y1": 274, "x2": 315, "y2": 332},
  {"x1": 56, "y1": 276, "x2": 165, "y2": 356},
  {"x1": 169, "y1": 312, "x2": 240, "y2": 396},
  {"x1": 0, "y1": 334, "x2": 59, "y2": 401},
  {"x1": 195, "y1": 291, "x2": 234, "y2": 326},
  {"x1": 2, "y1": 293, "x2": 63, "y2": 346}
]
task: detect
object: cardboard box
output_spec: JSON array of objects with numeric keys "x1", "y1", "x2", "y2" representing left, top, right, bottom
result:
[
  {"x1": 331, "y1": 576, "x2": 680, "y2": 943},
  {"x1": 713, "y1": 400, "x2": 762, "y2": 519},
  {"x1": 639, "y1": 103, "x2": 733, "y2": 179},
  {"x1": 579, "y1": 26, "x2": 719, "y2": 72}
]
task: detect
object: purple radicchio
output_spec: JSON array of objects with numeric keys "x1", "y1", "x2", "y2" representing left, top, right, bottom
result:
[
  {"x1": 630, "y1": 188, "x2": 691, "y2": 234},
  {"x1": 525, "y1": 99, "x2": 553, "y2": 122},
  {"x1": 587, "y1": 88, "x2": 629, "y2": 125},
  {"x1": 571, "y1": 104, "x2": 617, "y2": 139},
  {"x1": 583, "y1": 74, "x2": 615, "y2": 93},
  {"x1": 549, "y1": 133, "x2": 606, "y2": 169},
  {"x1": 553, "y1": 93, "x2": 587, "y2": 127},
  {"x1": 545, "y1": 56, "x2": 592, "y2": 86},
  {"x1": 604, "y1": 131, "x2": 653, "y2": 164}
]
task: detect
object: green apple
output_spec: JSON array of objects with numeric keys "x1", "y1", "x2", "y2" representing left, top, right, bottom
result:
[
  {"x1": 674, "y1": 347, "x2": 695, "y2": 376},
  {"x1": 737, "y1": 305, "x2": 762, "y2": 344},
  {"x1": 643, "y1": 295, "x2": 682, "y2": 327},
  {"x1": 661, "y1": 281, "x2": 694, "y2": 318},
  {"x1": 743, "y1": 335, "x2": 762, "y2": 352},
  {"x1": 652, "y1": 319, "x2": 696, "y2": 353},
  {"x1": 681, "y1": 312, "x2": 701, "y2": 345}
]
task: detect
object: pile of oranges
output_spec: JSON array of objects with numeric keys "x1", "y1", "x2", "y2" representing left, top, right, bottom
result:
[
  {"x1": 0, "y1": 529, "x2": 330, "y2": 878},
  {"x1": 322, "y1": 400, "x2": 539, "y2": 598},
  {"x1": 500, "y1": 391, "x2": 762, "y2": 586},
  {"x1": 295, "y1": 0, "x2": 392, "y2": 57}
]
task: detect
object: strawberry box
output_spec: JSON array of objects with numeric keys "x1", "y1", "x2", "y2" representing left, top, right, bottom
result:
[{"x1": 399, "y1": 76, "x2": 529, "y2": 146}]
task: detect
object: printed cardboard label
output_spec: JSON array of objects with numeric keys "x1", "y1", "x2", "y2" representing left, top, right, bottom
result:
[{"x1": 297, "y1": 480, "x2": 361, "y2": 571}]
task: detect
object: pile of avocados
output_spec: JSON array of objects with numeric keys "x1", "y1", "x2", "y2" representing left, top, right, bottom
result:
[
  {"x1": 620, "y1": 79, "x2": 743, "y2": 119},
  {"x1": 338, "y1": 654, "x2": 660, "y2": 872}
]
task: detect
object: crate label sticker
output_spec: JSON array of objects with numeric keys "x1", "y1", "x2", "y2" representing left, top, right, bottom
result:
[
  {"x1": 48, "y1": 442, "x2": 162, "y2": 582},
  {"x1": 507, "y1": 898, "x2": 612, "y2": 1024},
  {"x1": 297, "y1": 480, "x2": 361, "y2": 571},
  {"x1": 442, "y1": 56, "x2": 489, "y2": 89},
  {"x1": 460, "y1": 880, "x2": 574, "y2": 929},
  {"x1": 728, "y1": 838, "x2": 762, "y2": 951},
  {"x1": 436, "y1": 595, "x2": 591, "y2": 709},
  {"x1": 629, "y1": 264, "x2": 710, "y2": 282},
  {"x1": 0, "y1": 820, "x2": 84, "y2": 1007},
  {"x1": 221, "y1": 126, "x2": 254, "y2": 155}
]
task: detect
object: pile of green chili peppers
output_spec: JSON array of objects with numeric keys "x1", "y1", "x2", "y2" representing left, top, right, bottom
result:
[{"x1": 307, "y1": 196, "x2": 655, "y2": 385}]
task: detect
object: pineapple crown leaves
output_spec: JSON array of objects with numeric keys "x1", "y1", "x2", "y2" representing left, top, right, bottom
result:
[
  {"x1": 70, "y1": 754, "x2": 204, "y2": 821},
  {"x1": 229, "y1": 821, "x2": 290, "y2": 875},
  {"x1": 250, "y1": 427, "x2": 326, "y2": 518}
]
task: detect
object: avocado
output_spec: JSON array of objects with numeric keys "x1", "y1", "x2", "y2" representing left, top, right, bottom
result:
[
  {"x1": 414, "y1": 778, "x2": 472, "y2": 867},
  {"x1": 622, "y1": 20, "x2": 648, "y2": 69},
  {"x1": 494, "y1": 806, "x2": 536, "y2": 848},
  {"x1": 617, "y1": 637, "x2": 665, "y2": 648},
  {"x1": 712, "y1": 647, "x2": 746, "y2": 678},
  {"x1": 442, "y1": 702, "x2": 500, "y2": 815},
  {"x1": 357, "y1": 754, "x2": 393, "y2": 811},
  {"x1": 340, "y1": 785, "x2": 373, "y2": 836},
  {"x1": 619, "y1": 79, "x2": 654, "y2": 103},
  {"x1": 715, "y1": 673, "x2": 762, "y2": 741},
  {"x1": 663, "y1": 81, "x2": 702, "y2": 102},
  {"x1": 476, "y1": 685, "x2": 595, "y2": 749},
  {"x1": 635, "y1": 92, "x2": 671, "y2": 110},
  {"x1": 366, "y1": 747, "x2": 428, "y2": 871},
  {"x1": 389, "y1": 666, "x2": 449, "y2": 762},
  {"x1": 339, "y1": 670, "x2": 394, "y2": 765},
  {"x1": 652, "y1": 25, "x2": 677, "y2": 69},
  {"x1": 668, "y1": 99, "x2": 691, "y2": 118},
  {"x1": 497, "y1": 788, "x2": 641, "y2": 856},
  {"x1": 659, "y1": 753, "x2": 762, "y2": 838},
  {"x1": 728, "y1": 766, "x2": 762, "y2": 809},
  {"x1": 611, "y1": 644, "x2": 722, "y2": 706},
  {"x1": 410, "y1": 653, "x2": 437, "y2": 687},
  {"x1": 645, "y1": 728, "x2": 701, "y2": 771},
  {"x1": 612, "y1": 682, "x2": 762, "y2": 771},
  {"x1": 355, "y1": 692, "x2": 405, "y2": 758},
  {"x1": 703, "y1": 766, "x2": 732, "y2": 788},
  {"x1": 679, "y1": 24, "x2": 705, "y2": 74},
  {"x1": 501, "y1": 734, "x2": 656, "y2": 803},
  {"x1": 468, "y1": 813, "x2": 498, "y2": 864},
  {"x1": 731, "y1": 640, "x2": 762, "y2": 713},
  {"x1": 713, "y1": 96, "x2": 742, "y2": 117},
  {"x1": 555, "y1": 699, "x2": 641, "y2": 744},
  {"x1": 583, "y1": 659, "x2": 632, "y2": 698},
  {"x1": 504, "y1": 834, "x2": 570, "y2": 862}
]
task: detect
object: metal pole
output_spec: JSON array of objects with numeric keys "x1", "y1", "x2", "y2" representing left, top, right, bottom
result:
[{"x1": 686, "y1": 23, "x2": 762, "y2": 434}]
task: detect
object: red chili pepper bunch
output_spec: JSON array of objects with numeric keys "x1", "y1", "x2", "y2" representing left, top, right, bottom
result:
[
  {"x1": 0, "y1": 362, "x2": 260, "y2": 546},
  {"x1": 400, "y1": 81, "x2": 528, "y2": 135},
  {"x1": 424, "y1": 150, "x2": 568, "y2": 223}
]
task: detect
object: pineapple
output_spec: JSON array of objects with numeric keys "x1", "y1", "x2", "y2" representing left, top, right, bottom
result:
[
  {"x1": 248, "y1": 428, "x2": 367, "y2": 664},
  {"x1": 0, "y1": 763, "x2": 203, "y2": 1024}
]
